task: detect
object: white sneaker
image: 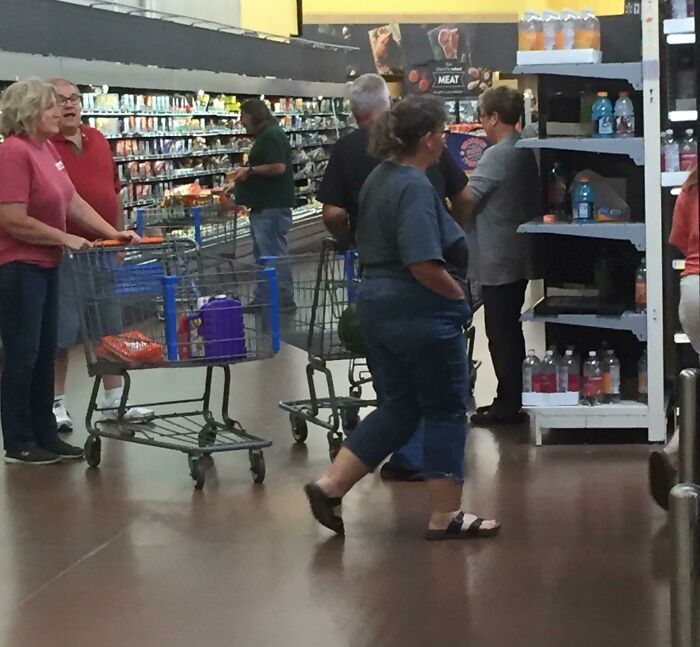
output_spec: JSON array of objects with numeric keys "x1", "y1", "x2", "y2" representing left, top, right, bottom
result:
[
  {"x1": 53, "y1": 401, "x2": 74, "y2": 433},
  {"x1": 101, "y1": 401, "x2": 155, "y2": 423}
]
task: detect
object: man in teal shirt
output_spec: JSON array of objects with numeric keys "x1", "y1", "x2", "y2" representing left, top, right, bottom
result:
[{"x1": 233, "y1": 99, "x2": 296, "y2": 307}]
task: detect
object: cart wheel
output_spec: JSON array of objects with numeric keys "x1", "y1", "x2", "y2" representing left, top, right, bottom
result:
[
  {"x1": 290, "y1": 414, "x2": 308, "y2": 444},
  {"x1": 198, "y1": 426, "x2": 217, "y2": 448},
  {"x1": 84, "y1": 435, "x2": 101, "y2": 468},
  {"x1": 189, "y1": 456, "x2": 206, "y2": 490},
  {"x1": 328, "y1": 434, "x2": 343, "y2": 462},
  {"x1": 349, "y1": 385, "x2": 362, "y2": 399},
  {"x1": 341, "y1": 406, "x2": 361, "y2": 433},
  {"x1": 249, "y1": 450, "x2": 266, "y2": 484}
]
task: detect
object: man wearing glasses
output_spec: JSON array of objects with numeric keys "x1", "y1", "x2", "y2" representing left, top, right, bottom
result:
[
  {"x1": 458, "y1": 86, "x2": 541, "y2": 427},
  {"x1": 50, "y1": 78, "x2": 152, "y2": 431}
]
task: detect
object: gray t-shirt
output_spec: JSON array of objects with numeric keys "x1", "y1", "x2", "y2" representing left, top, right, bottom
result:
[
  {"x1": 357, "y1": 161, "x2": 467, "y2": 285},
  {"x1": 466, "y1": 131, "x2": 541, "y2": 286}
]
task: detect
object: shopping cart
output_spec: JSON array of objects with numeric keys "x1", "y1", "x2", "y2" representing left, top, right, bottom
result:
[
  {"x1": 133, "y1": 203, "x2": 244, "y2": 255},
  {"x1": 67, "y1": 238, "x2": 280, "y2": 489},
  {"x1": 266, "y1": 238, "x2": 376, "y2": 460}
]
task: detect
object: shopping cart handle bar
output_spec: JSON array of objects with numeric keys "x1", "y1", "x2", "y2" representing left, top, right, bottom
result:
[{"x1": 93, "y1": 236, "x2": 165, "y2": 247}]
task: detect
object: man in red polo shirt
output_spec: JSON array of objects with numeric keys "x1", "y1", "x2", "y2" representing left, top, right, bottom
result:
[{"x1": 51, "y1": 78, "x2": 152, "y2": 431}]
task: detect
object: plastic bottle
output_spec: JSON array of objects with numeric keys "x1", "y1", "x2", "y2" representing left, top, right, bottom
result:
[
  {"x1": 662, "y1": 130, "x2": 680, "y2": 172},
  {"x1": 554, "y1": 349, "x2": 569, "y2": 393},
  {"x1": 688, "y1": 0, "x2": 695, "y2": 18},
  {"x1": 542, "y1": 10, "x2": 561, "y2": 50},
  {"x1": 548, "y1": 162, "x2": 568, "y2": 217},
  {"x1": 614, "y1": 91, "x2": 635, "y2": 138},
  {"x1": 672, "y1": 0, "x2": 688, "y2": 18},
  {"x1": 638, "y1": 349, "x2": 648, "y2": 404},
  {"x1": 635, "y1": 256, "x2": 647, "y2": 313},
  {"x1": 576, "y1": 8, "x2": 601, "y2": 50},
  {"x1": 558, "y1": 9, "x2": 578, "y2": 50},
  {"x1": 522, "y1": 349, "x2": 542, "y2": 393},
  {"x1": 592, "y1": 91, "x2": 614, "y2": 138},
  {"x1": 572, "y1": 176, "x2": 595, "y2": 221},
  {"x1": 582, "y1": 351, "x2": 603, "y2": 405},
  {"x1": 540, "y1": 350, "x2": 559, "y2": 393},
  {"x1": 519, "y1": 11, "x2": 544, "y2": 51},
  {"x1": 564, "y1": 349, "x2": 581, "y2": 393},
  {"x1": 680, "y1": 129, "x2": 697, "y2": 171},
  {"x1": 602, "y1": 349, "x2": 621, "y2": 404}
]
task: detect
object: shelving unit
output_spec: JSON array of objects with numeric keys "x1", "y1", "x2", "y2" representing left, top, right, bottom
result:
[
  {"x1": 513, "y1": 0, "x2": 665, "y2": 444},
  {"x1": 516, "y1": 136, "x2": 645, "y2": 164}
]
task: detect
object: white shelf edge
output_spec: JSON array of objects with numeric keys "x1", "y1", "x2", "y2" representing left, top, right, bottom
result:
[
  {"x1": 512, "y1": 62, "x2": 643, "y2": 89},
  {"x1": 523, "y1": 400, "x2": 648, "y2": 415},
  {"x1": 517, "y1": 219, "x2": 645, "y2": 250},
  {"x1": 516, "y1": 137, "x2": 645, "y2": 165},
  {"x1": 669, "y1": 110, "x2": 698, "y2": 122},
  {"x1": 663, "y1": 18, "x2": 696, "y2": 34},
  {"x1": 662, "y1": 171, "x2": 690, "y2": 187}
]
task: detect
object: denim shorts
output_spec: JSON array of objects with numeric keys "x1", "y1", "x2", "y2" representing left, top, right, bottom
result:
[{"x1": 57, "y1": 255, "x2": 124, "y2": 349}]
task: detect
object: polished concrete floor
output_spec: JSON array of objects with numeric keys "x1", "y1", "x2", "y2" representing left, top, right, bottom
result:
[{"x1": 0, "y1": 300, "x2": 671, "y2": 647}]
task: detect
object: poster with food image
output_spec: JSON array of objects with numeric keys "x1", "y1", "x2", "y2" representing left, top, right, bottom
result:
[
  {"x1": 368, "y1": 24, "x2": 405, "y2": 75},
  {"x1": 428, "y1": 25, "x2": 463, "y2": 61}
]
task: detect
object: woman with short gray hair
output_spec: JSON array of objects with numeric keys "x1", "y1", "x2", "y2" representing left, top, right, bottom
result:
[{"x1": 0, "y1": 78, "x2": 138, "y2": 465}]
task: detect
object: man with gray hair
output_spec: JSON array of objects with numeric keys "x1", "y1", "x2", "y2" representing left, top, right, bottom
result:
[{"x1": 318, "y1": 74, "x2": 472, "y2": 481}]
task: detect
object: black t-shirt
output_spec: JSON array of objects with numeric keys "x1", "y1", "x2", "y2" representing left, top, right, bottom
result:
[{"x1": 317, "y1": 127, "x2": 467, "y2": 237}]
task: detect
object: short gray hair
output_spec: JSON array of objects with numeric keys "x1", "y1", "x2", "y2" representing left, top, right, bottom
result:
[
  {"x1": 349, "y1": 73, "x2": 390, "y2": 118},
  {"x1": 0, "y1": 78, "x2": 58, "y2": 137}
]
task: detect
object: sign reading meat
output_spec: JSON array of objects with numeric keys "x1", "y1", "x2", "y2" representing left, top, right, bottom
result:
[{"x1": 431, "y1": 62, "x2": 467, "y2": 97}]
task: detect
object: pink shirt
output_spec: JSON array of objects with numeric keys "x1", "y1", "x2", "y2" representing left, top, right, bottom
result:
[
  {"x1": 0, "y1": 135, "x2": 75, "y2": 268},
  {"x1": 669, "y1": 183, "x2": 699, "y2": 278}
]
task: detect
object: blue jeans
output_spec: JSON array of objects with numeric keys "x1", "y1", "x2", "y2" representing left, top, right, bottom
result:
[
  {"x1": 345, "y1": 277, "x2": 471, "y2": 482},
  {"x1": 250, "y1": 208, "x2": 294, "y2": 305},
  {"x1": 0, "y1": 262, "x2": 61, "y2": 452}
]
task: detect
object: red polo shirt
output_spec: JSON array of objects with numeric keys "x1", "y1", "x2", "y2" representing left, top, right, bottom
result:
[{"x1": 52, "y1": 125, "x2": 121, "y2": 240}]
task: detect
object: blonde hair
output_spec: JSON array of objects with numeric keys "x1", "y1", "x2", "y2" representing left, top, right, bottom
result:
[{"x1": 0, "y1": 78, "x2": 58, "y2": 137}]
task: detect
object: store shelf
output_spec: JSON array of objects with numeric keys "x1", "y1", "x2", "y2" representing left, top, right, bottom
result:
[
  {"x1": 521, "y1": 301, "x2": 648, "y2": 340},
  {"x1": 673, "y1": 259, "x2": 687, "y2": 271},
  {"x1": 669, "y1": 110, "x2": 699, "y2": 122},
  {"x1": 516, "y1": 137, "x2": 645, "y2": 165},
  {"x1": 662, "y1": 170, "x2": 691, "y2": 186},
  {"x1": 84, "y1": 111, "x2": 239, "y2": 118},
  {"x1": 526, "y1": 400, "x2": 649, "y2": 445},
  {"x1": 664, "y1": 17, "x2": 696, "y2": 34},
  {"x1": 675, "y1": 332, "x2": 691, "y2": 344},
  {"x1": 123, "y1": 168, "x2": 231, "y2": 185},
  {"x1": 114, "y1": 148, "x2": 249, "y2": 163},
  {"x1": 292, "y1": 141, "x2": 337, "y2": 148},
  {"x1": 513, "y1": 62, "x2": 643, "y2": 90},
  {"x1": 105, "y1": 130, "x2": 243, "y2": 140},
  {"x1": 517, "y1": 219, "x2": 646, "y2": 250}
]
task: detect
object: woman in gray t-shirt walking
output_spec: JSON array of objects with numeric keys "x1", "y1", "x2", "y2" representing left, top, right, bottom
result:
[{"x1": 304, "y1": 95, "x2": 500, "y2": 540}]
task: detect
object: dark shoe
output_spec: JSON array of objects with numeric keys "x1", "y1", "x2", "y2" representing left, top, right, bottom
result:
[
  {"x1": 40, "y1": 439, "x2": 84, "y2": 460},
  {"x1": 4, "y1": 447, "x2": 60, "y2": 465},
  {"x1": 474, "y1": 404, "x2": 493, "y2": 415},
  {"x1": 304, "y1": 483, "x2": 344, "y2": 535},
  {"x1": 649, "y1": 451, "x2": 676, "y2": 511},
  {"x1": 470, "y1": 410, "x2": 529, "y2": 427},
  {"x1": 425, "y1": 511, "x2": 501, "y2": 541},
  {"x1": 379, "y1": 462, "x2": 425, "y2": 482}
]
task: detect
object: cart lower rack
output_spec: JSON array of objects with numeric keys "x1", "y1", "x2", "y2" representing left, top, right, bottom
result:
[{"x1": 68, "y1": 238, "x2": 280, "y2": 488}]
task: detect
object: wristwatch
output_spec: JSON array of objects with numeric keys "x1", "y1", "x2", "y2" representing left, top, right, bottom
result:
[{"x1": 246, "y1": 161, "x2": 255, "y2": 175}]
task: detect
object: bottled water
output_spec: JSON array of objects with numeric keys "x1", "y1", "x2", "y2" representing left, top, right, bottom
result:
[
  {"x1": 614, "y1": 91, "x2": 635, "y2": 138},
  {"x1": 582, "y1": 351, "x2": 603, "y2": 405},
  {"x1": 564, "y1": 349, "x2": 581, "y2": 393},
  {"x1": 662, "y1": 130, "x2": 680, "y2": 172},
  {"x1": 540, "y1": 350, "x2": 558, "y2": 393},
  {"x1": 522, "y1": 349, "x2": 542, "y2": 393},
  {"x1": 602, "y1": 349, "x2": 621, "y2": 404}
]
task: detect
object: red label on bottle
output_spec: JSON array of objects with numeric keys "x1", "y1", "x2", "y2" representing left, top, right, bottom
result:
[
  {"x1": 568, "y1": 374, "x2": 581, "y2": 393},
  {"x1": 681, "y1": 152, "x2": 697, "y2": 171},
  {"x1": 583, "y1": 376, "x2": 602, "y2": 397},
  {"x1": 540, "y1": 374, "x2": 557, "y2": 393},
  {"x1": 532, "y1": 375, "x2": 543, "y2": 393}
]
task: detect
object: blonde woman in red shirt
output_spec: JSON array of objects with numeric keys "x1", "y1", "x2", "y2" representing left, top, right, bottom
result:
[
  {"x1": 650, "y1": 165, "x2": 699, "y2": 508},
  {"x1": 0, "y1": 79, "x2": 138, "y2": 465}
]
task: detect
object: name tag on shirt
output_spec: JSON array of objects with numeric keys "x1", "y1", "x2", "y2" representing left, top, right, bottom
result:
[{"x1": 55, "y1": 160, "x2": 65, "y2": 171}]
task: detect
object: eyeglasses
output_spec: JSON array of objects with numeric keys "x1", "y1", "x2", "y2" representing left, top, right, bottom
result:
[{"x1": 57, "y1": 94, "x2": 81, "y2": 105}]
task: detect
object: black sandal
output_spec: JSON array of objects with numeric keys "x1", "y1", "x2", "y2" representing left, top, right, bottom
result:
[
  {"x1": 425, "y1": 511, "x2": 500, "y2": 541},
  {"x1": 304, "y1": 483, "x2": 345, "y2": 535}
]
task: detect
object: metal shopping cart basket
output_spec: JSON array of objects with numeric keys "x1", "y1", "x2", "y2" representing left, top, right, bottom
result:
[
  {"x1": 67, "y1": 237, "x2": 280, "y2": 488},
  {"x1": 133, "y1": 203, "x2": 243, "y2": 255},
  {"x1": 265, "y1": 238, "x2": 376, "y2": 460}
]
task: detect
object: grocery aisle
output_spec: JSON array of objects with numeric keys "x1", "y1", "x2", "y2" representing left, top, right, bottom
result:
[{"x1": 0, "y1": 318, "x2": 671, "y2": 647}]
